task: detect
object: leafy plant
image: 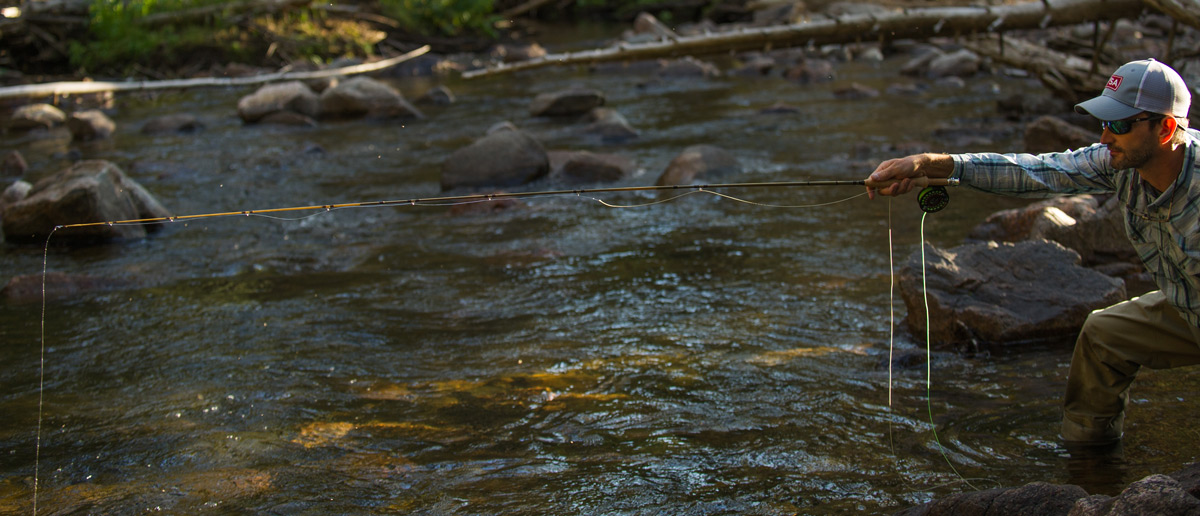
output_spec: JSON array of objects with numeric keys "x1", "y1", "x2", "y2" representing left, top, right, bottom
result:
[{"x1": 380, "y1": 0, "x2": 500, "y2": 37}]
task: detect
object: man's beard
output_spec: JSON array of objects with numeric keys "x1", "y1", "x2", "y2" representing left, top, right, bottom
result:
[{"x1": 1108, "y1": 141, "x2": 1154, "y2": 170}]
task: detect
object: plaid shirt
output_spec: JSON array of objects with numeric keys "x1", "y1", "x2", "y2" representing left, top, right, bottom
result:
[{"x1": 949, "y1": 127, "x2": 1200, "y2": 327}]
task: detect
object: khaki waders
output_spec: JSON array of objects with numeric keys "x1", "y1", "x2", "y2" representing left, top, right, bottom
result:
[{"x1": 1063, "y1": 290, "x2": 1200, "y2": 443}]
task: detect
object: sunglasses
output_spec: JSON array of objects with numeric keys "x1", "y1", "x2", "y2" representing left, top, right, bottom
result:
[{"x1": 1101, "y1": 116, "x2": 1163, "y2": 135}]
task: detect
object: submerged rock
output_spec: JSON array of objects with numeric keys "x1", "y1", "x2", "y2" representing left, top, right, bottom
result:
[
  {"x1": 141, "y1": 113, "x2": 204, "y2": 134},
  {"x1": 895, "y1": 481, "x2": 1088, "y2": 515}
]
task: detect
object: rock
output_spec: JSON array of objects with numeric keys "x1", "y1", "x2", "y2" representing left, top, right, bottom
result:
[
  {"x1": 9, "y1": 103, "x2": 66, "y2": 131},
  {"x1": 968, "y1": 195, "x2": 1135, "y2": 265},
  {"x1": 633, "y1": 11, "x2": 677, "y2": 38},
  {"x1": 898, "y1": 240, "x2": 1127, "y2": 347},
  {"x1": 638, "y1": 11, "x2": 676, "y2": 38},
  {"x1": 416, "y1": 85, "x2": 455, "y2": 105},
  {"x1": 318, "y1": 76, "x2": 423, "y2": 119},
  {"x1": 1169, "y1": 461, "x2": 1200, "y2": 498},
  {"x1": 237, "y1": 81, "x2": 320, "y2": 123},
  {"x1": 141, "y1": 113, "x2": 204, "y2": 134},
  {"x1": 67, "y1": 109, "x2": 116, "y2": 141},
  {"x1": 550, "y1": 150, "x2": 636, "y2": 184},
  {"x1": 656, "y1": 56, "x2": 721, "y2": 78},
  {"x1": 1, "y1": 160, "x2": 170, "y2": 244},
  {"x1": 577, "y1": 108, "x2": 638, "y2": 142},
  {"x1": 785, "y1": 58, "x2": 835, "y2": 83},
  {"x1": 486, "y1": 121, "x2": 520, "y2": 134},
  {"x1": 529, "y1": 87, "x2": 606, "y2": 117},
  {"x1": 655, "y1": 145, "x2": 741, "y2": 186},
  {"x1": 446, "y1": 194, "x2": 524, "y2": 216},
  {"x1": 899, "y1": 46, "x2": 943, "y2": 76},
  {"x1": 895, "y1": 482, "x2": 1088, "y2": 516},
  {"x1": 1025, "y1": 116, "x2": 1098, "y2": 154},
  {"x1": 927, "y1": 49, "x2": 980, "y2": 78},
  {"x1": 1068, "y1": 474, "x2": 1200, "y2": 516},
  {"x1": 998, "y1": 93, "x2": 1070, "y2": 121},
  {"x1": 731, "y1": 53, "x2": 777, "y2": 76},
  {"x1": 833, "y1": 82, "x2": 880, "y2": 100},
  {"x1": 491, "y1": 42, "x2": 547, "y2": 63},
  {"x1": 441, "y1": 130, "x2": 549, "y2": 191},
  {"x1": 1, "y1": 180, "x2": 32, "y2": 231},
  {"x1": 2, "y1": 151, "x2": 27, "y2": 177}
]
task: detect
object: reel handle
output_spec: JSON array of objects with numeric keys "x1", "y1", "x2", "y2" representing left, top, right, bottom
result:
[{"x1": 863, "y1": 176, "x2": 955, "y2": 189}]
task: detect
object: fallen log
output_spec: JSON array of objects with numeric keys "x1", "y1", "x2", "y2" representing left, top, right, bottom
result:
[
  {"x1": 0, "y1": 45, "x2": 430, "y2": 100},
  {"x1": 461, "y1": 0, "x2": 1145, "y2": 79},
  {"x1": 1141, "y1": 0, "x2": 1200, "y2": 29},
  {"x1": 963, "y1": 34, "x2": 1101, "y2": 102}
]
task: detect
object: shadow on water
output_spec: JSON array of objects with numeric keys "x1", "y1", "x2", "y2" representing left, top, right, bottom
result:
[{"x1": 2, "y1": 34, "x2": 1199, "y2": 514}]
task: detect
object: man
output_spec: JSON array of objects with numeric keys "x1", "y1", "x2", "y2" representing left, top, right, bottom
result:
[{"x1": 866, "y1": 58, "x2": 1198, "y2": 446}]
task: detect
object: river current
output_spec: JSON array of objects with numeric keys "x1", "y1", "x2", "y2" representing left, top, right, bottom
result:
[{"x1": 2, "y1": 28, "x2": 1199, "y2": 514}]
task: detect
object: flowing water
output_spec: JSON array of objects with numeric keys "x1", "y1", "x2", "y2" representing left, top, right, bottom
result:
[{"x1": 2, "y1": 30, "x2": 1199, "y2": 514}]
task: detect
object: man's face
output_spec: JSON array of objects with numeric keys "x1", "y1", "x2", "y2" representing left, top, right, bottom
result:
[{"x1": 1101, "y1": 115, "x2": 1161, "y2": 170}]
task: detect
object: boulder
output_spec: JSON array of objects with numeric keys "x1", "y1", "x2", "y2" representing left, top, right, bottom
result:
[
  {"x1": 9, "y1": 103, "x2": 66, "y2": 131},
  {"x1": 633, "y1": 11, "x2": 677, "y2": 38},
  {"x1": 141, "y1": 113, "x2": 204, "y2": 134},
  {"x1": 1069, "y1": 475, "x2": 1200, "y2": 516},
  {"x1": 968, "y1": 195, "x2": 1135, "y2": 265},
  {"x1": 67, "y1": 109, "x2": 116, "y2": 141},
  {"x1": 1, "y1": 160, "x2": 170, "y2": 244},
  {"x1": 549, "y1": 150, "x2": 636, "y2": 184},
  {"x1": 577, "y1": 108, "x2": 638, "y2": 142},
  {"x1": 1025, "y1": 116, "x2": 1099, "y2": 154},
  {"x1": 441, "y1": 130, "x2": 549, "y2": 191},
  {"x1": 656, "y1": 145, "x2": 741, "y2": 186},
  {"x1": 318, "y1": 77, "x2": 424, "y2": 119},
  {"x1": 416, "y1": 85, "x2": 456, "y2": 105},
  {"x1": 529, "y1": 87, "x2": 606, "y2": 117},
  {"x1": 785, "y1": 58, "x2": 835, "y2": 83},
  {"x1": 926, "y1": 49, "x2": 981, "y2": 78},
  {"x1": 895, "y1": 481, "x2": 1088, "y2": 516},
  {"x1": 237, "y1": 81, "x2": 320, "y2": 123},
  {"x1": 898, "y1": 240, "x2": 1127, "y2": 347},
  {"x1": 657, "y1": 57, "x2": 721, "y2": 78}
]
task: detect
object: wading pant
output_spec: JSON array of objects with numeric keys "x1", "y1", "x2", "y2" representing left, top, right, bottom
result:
[{"x1": 1062, "y1": 291, "x2": 1200, "y2": 443}]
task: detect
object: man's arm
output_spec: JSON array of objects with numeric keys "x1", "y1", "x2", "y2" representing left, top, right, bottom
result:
[{"x1": 865, "y1": 153, "x2": 954, "y2": 199}]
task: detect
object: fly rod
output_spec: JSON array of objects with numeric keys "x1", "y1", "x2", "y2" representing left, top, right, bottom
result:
[{"x1": 56, "y1": 177, "x2": 958, "y2": 230}]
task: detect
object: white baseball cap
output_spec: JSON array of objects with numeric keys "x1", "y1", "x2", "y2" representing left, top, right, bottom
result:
[{"x1": 1074, "y1": 58, "x2": 1191, "y2": 121}]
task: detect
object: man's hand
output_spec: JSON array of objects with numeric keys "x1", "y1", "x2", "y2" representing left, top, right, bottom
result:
[{"x1": 866, "y1": 153, "x2": 953, "y2": 199}]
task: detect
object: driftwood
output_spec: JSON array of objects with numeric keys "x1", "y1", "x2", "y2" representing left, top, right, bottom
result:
[
  {"x1": 461, "y1": 0, "x2": 1145, "y2": 79},
  {"x1": 1142, "y1": 0, "x2": 1200, "y2": 29},
  {"x1": 0, "y1": 45, "x2": 430, "y2": 100},
  {"x1": 964, "y1": 34, "x2": 1102, "y2": 102}
]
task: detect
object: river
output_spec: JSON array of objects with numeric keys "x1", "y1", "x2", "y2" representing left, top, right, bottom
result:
[{"x1": 2, "y1": 29, "x2": 1199, "y2": 514}]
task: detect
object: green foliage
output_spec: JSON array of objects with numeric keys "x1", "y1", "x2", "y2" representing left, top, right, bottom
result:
[
  {"x1": 380, "y1": 0, "x2": 500, "y2": 37},
  {"x1": 70, "y1": 0, "x2": 236, "y2": 72}
]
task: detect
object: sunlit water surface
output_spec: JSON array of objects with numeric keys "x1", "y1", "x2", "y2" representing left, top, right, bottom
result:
[{"x1": 2, "y1": 30, "x2": 1199, "y2": 514}]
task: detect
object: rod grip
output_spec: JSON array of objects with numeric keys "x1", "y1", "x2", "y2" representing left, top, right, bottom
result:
[{"x1": 863, "y1": 176, "x2": 954, "y2": 188}]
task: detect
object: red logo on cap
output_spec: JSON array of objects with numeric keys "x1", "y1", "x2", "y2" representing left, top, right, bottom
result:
[{"x1": 1106, "y1": 74, "x2": 1123, "y2": 91}]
